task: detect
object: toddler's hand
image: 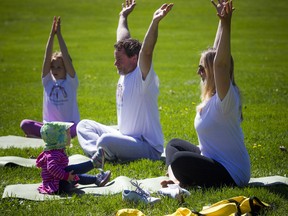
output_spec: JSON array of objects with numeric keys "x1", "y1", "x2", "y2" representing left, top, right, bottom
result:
[{"x1": 67, "y1": 170, "x2": 75, "y2": 182}]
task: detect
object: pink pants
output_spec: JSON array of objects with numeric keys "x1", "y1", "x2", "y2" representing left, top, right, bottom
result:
[{"x1": 20, "y1": 119, "x2": 77, "y2": 138}]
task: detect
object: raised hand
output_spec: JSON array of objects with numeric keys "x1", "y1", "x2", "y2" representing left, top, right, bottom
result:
[
  {"x1": 120, "y1": 0, "x2": 136, "y2": 17},
  {"x1": 211, "y1": 0, "x2": 234, "y2": 20},
  {"x1": 50, "y1": 16, "x2": 57, "y2": 35},
  {"x1": 153, "y1": 3, "x2": 174, "y2": 23},
  {"x1": 55, "y1": 16, "x2": 61, "y2": 35}
]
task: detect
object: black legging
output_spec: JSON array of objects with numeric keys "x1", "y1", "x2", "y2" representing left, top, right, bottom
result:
[{"x1": 166, "y1": 138, "x2": 236, "y2": 187}]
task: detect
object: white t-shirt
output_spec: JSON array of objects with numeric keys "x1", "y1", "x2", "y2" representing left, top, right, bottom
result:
[
  {"x1": 42, "y1": 73, "x2": 80, "y2": 124},
  {"x1": 194, "y1": 83, "x2": 250, "y2": 186},
  {"x1": 116, "y1": 65, "x2": 164, "y2": 153}
]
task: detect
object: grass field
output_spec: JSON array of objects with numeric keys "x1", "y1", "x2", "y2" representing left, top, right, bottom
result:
[{"x1": 0, "y1": 0, "x2": 287, "y2": 215}]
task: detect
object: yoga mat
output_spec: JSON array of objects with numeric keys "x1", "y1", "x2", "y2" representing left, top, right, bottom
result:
[
  {"x1": 2, "y1": 176, "x2": 169, "y2": 201},
  {"x1": 248, "y1": 175, "x2": 288, "y2": 187},
  {"x1": 0, "y1": 126, "x2": 118, "y2": 149},
  {"x1": 0, "y1": 154, "x2": 90, "y2": 167},
  {"x1": 0, "y1": 135, "x2": 166, "y2": 159},
  {"x1": 2, "y1": 175, "x2": 288, "y2": 201},
  {"x1": 0, "y1": 135, "x2": 45, "y2": 149}
]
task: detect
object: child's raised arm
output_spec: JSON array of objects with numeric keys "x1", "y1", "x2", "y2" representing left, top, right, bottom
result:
[
  {"x1": 42, "y1": 17, "x2": 57, "y2": 78},
  {"x1": 56, "y1": 17, "x2": 76, "y2": 78}
]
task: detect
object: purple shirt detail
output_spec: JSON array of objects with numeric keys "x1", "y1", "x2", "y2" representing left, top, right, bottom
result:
[{"x1": 36, "y1": 149, "x2": 79, "y2": 194}]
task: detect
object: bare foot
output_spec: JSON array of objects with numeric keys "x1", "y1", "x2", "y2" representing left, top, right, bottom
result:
[{"x1": 160, "y1": 179, "x2": 176, "y2": 188}]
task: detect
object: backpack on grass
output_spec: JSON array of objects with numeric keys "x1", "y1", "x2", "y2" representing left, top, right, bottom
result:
[{"x1": 167, "y1": 196, "x2": 270, "y2": 216}]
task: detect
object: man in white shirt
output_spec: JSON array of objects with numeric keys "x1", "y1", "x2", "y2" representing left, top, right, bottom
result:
[{"x1": 77, "y1": 1, "x2": 173, "y2": 166}]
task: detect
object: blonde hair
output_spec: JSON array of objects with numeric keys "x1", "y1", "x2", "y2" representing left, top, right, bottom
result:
[
  {"x1": 196, "y1": 48, "x2": 242, "y2": 120},
  {"x1": 51, "y1": 51, "x2": 72, "y2": 63},
  {"x1": 51, "y1": 51, "x2": 63, "y2": 61},
  {"x1": 197, "y1": 49, "x2": 216, "y2": 112}
]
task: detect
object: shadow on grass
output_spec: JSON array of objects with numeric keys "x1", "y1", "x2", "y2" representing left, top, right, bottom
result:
[{"x1": 249, "y1": 185, "x2": 288, "y2": 199}]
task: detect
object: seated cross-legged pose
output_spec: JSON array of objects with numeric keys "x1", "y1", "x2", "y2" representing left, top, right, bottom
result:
[
  {"x1": 20, "y1": 17, "x2": 80, "y2": 138},
  {"x1": 77, "y1": 1, "x2": 173, "y2": 167},
  {"x1": 162, "y1": 0, "x2": 250, "y2": 188}
]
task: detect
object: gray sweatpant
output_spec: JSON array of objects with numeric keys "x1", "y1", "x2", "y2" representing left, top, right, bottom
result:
[{"x1": 76, "y1": 119, "x2": 161, "y2": 162}]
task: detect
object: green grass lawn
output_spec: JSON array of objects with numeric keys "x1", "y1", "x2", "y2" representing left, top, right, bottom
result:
[{"x1": 0, "y1": 0, "x2": 287, "y2": 215}]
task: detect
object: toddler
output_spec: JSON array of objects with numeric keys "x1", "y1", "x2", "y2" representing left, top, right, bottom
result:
[{"x1": 36, "y1": 121, "x2": 110, "y2": 194}]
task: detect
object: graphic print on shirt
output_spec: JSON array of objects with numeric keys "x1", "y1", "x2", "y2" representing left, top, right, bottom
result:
[
  {"x1": 49, "y1": 81, "x2": 68, "y2": 105},
  {"x1": 117, "y1": 83, "x2": 124, "y2": 110}
]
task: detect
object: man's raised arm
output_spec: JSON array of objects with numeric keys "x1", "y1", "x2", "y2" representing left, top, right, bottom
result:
[
  {"x1": 139, "y1": 3, "x2": 173, "y2": 80},
  {"x1": 116, "y1": 0, "x2": 136, "y2": 42}
]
